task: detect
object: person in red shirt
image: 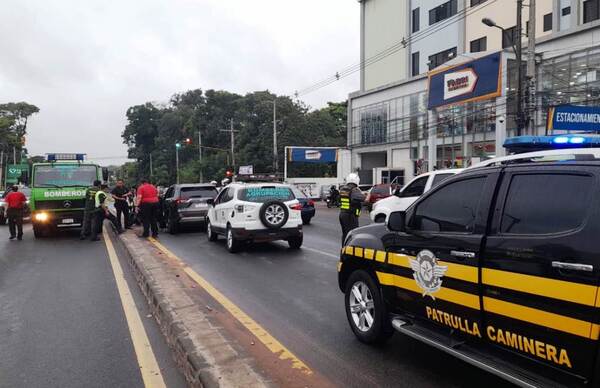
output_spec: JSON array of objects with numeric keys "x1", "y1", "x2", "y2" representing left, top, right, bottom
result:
[
  {"x1": 136, "y1": 179, "x2": 159, "y2": 238},
  {"x1": 4, "y1": 186, "x2": 27, "y2": 240}
]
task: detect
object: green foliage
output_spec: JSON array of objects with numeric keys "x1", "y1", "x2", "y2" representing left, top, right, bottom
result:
[
  {"x1": 122, "y1": 89, "x2": 347, "y2": 185},
  {"x1": 0, "y1": 102, "x2": 39, "y2": 159}
]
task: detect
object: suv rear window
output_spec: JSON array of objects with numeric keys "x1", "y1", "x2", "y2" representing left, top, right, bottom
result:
[
  {"x1": 180, "y1": 186, "x2": 217, "y2": 199},
  {"x1": 238, "y1": 186, "x2": 295, "y2": 203},
  {"x1": 371, "y1": 185, "x2": 390, "y2": 195},
  {"x1": 500, "y1": 174, "x2": 592, "y2": 235}
]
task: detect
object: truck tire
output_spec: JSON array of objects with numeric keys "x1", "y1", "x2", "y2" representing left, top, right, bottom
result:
[
  {"x1": 259, "y1": 200, "x2": 288, "y2": 229},
  {"x1": 33, "y1": 224, "x2": 45, "y2": 238},
  {"x1": 344, "y1": 270, "x2": 394, "y2": 344}
]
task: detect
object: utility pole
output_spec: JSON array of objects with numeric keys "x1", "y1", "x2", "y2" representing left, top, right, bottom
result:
[
  {"x1": 198, "y1": 130, "x2": 203, "y2": 183},
  {"x1": 0, "y1": 150, "x2": 4, "y2": 189},
  {"x1": 526, "y1": 0, "x2": 537, "y2": 135},
  {"x1": 516, "y1": 0, "x2": 524, "y2": 136},
  {"x1": 220, "y1": 119, "x2": 238, "y2": 180},
  {"x1": 13, "y1": 146, "x2": 16, "y2": 164},
  {"x1": 175, "y1": 143, "x2": 181, "y2": 184},
  {"x1": 149, "y1": 153, "x2": 154, "y2": 178},
  {"x1": 273, "y1": 100, "x2": 278, "y2": 175}
]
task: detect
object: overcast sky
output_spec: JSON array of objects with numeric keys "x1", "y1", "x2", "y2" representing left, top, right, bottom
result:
[{"x1": 0, "y1": 0, "x2": 359, "y2": 165}]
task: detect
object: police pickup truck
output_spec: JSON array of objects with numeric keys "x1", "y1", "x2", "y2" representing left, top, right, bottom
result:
[{"x1": 339, "y1": 150, "x2": 600, "y2": 387}]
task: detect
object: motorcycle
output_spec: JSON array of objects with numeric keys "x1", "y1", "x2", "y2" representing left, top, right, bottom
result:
[{"x1": 326, "y1": 193, "x2": 340, "y2": 208}]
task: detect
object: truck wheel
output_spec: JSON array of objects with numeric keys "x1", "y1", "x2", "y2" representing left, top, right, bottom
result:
[
  {"x1": 226, "y1": 226, "x2": 240, "y2": 253},
  {"x1": 288, "y1": 235, "x2": 303, "y2": 249},
  {"x1": 33, "y1": 224, "x2": 45, "y2": 238},
  {"x1": 207, "y1": 219, "x2": 218, "y2": 242},
  {"x1": 345, "y1": 270, "x2": 393, "y2": 344}
]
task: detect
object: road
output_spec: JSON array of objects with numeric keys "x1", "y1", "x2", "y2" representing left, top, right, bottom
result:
[
  {"x1": 155, "y1": 204, "x2": 509, "y2": 388},
  {"x1": 0, "y1": 223, "x2": 186, "y2": 388}
]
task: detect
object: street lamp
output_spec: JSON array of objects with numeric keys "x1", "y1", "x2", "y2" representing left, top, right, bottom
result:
[
  {"x1": 481, "y1": 16, "x2": 524, "y2": 136},
  {"x1": 175, "y1": 142, "x2": 181, "y2": 184}
]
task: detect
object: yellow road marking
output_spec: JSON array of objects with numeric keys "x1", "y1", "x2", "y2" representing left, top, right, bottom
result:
[
  {"x1": 103, "y1": 230, "x2": 166, "y2": 388},
  {"x1": 148, "y1": 238, "x2": 313, "y2": 375}
]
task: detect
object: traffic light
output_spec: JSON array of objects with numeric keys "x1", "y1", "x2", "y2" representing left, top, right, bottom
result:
[
  {"x1": 226, "y1": 170, "x2": 233, "y2": 177},
  {"x1": 175, "y1": 143, "x2": 181, "y2": 149},
  {"x1": 185, "y1": 138, "x2": 192, "y2": 145}
]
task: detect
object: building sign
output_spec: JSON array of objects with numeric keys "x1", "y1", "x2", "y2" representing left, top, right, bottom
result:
[
  {"x1": 547, "y1": 105, "x2": 600, "y2": 132},
  {"x1": 288, "y1": 147, "x2": 338, "y2": 163},
  {"x1": 238, "y1": 165, "x2": 254, "y2": 175},
  {"x1": 5, "y1": 164, "x2": 29, "y2": 185},
  {"x1": 428, "y1": 52, "x2": 502, "y2": 109}
]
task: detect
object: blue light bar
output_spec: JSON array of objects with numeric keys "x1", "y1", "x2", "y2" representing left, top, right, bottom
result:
[
  {"x1": 553, "y1": 136, "x2": 569, "y2": 144},
  {"x1": 504, "y1": 135, "x2": 600, "y2": 153},
  {"x1": 46, "y1": 153, "x2": 86, "y2": 161},
  {"x1": 570, "y1": 136, "x2": 585, "y2": 144}
]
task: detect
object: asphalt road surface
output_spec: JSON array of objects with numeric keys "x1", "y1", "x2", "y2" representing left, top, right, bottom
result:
[
  {"x1": 0, "y1": 222, "x2": 186, "y2": 388},
  {"x1": 156, "y1": 204, "x2": 511, "y2": 388}
]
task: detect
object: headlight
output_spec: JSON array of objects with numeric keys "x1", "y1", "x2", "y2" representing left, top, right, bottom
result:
[{"x1": 35, "y1": 212, "x2": 49, "y2": 222}]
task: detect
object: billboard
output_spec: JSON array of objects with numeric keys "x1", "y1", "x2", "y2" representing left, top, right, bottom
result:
[
  {"x1": 288, "y1": 148, "x2": 338, "y2": 163},
  {"x1": 547, "y1": 105, "x2": 600, "y2": 132},
  {"x1": 5, "y1": 164, "x2": 29, "y2": 185},
  {"x1": 428, "y1": 52, "x2": 502, "y2": 109}
]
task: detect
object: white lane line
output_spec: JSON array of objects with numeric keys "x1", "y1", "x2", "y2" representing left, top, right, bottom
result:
[
  {"x1": 103, "y1": 229, "x2": 166, "y2": 388},
  {"x1": 302, "y1": 245, "x2": 340, "y2": 259}
]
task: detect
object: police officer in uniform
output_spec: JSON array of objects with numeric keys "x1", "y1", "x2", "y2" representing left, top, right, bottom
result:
[
  {"x1": 80, "y1": 180, "x2": 101, "y2": 240},
  {"x1": 90, "y1": 183, "x2": 122, "y2": 241},
  {"x1": 339, "y1": 173, "x2": 365, "y2": 244}
]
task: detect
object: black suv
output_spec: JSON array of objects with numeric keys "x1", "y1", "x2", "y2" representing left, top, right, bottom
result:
[
  {"x1": 339, "y1": 160, "x2": 600, "y2": 387},
  {"x1": 162, "y1": 184, "x2": 218, "y2": 234}
]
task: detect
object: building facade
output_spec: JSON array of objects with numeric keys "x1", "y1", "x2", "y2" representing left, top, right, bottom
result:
[{"x1": 350, "y1": 0, "x2": 600, "y2": 185}]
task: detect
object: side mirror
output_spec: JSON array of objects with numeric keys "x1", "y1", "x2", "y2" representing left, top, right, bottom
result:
[
  {"x1": 102, "y1": 167, "x2": 109, "y2": 182},
  {"x1": 206, "y1": 198, "x2": 215, "y2": 206},
  {"x1": 393, "y1": 187, "x2": 401, "y2": 196},
  {"x1": 388, "y1": 211, "x2": 407, "y2": 232}
]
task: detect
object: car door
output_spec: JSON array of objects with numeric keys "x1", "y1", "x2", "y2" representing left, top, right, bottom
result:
[
  {"x1": 482, "y1": 165, "x2": 600, "y2": 378},
  {"x1": 385, "y1": 171, "x2": 498, "y2": 341},
  {"x1": 163, "y1": 186, "x2": 175, "y2": 220}
]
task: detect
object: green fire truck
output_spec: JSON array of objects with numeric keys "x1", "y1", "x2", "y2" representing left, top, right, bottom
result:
[{"x1": 30, "y1": 153, "x2": 107, "y2": 238}]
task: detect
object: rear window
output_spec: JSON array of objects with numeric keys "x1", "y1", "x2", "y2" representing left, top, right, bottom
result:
[
  {"x1": 371, "y1": 185, "x2": 390, "y2": 195},
  {"x1": 180, "y1": 187, "x2": 217, "y2": 199},
  {"x1": 239, "y1": 186, "x2": 295, "y2": 203},
  {"x1": 431, "y1": 173, "x2": 454, "y2": 188}
]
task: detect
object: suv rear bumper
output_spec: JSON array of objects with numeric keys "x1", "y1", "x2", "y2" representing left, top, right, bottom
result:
[{"x1": 231, "y1": 226, "x2": 302, "y2": 242}]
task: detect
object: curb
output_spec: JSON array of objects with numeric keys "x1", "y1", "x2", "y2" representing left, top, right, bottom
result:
[{"x1": 108, "y1": 227, "x2": 269, "y2": 388}]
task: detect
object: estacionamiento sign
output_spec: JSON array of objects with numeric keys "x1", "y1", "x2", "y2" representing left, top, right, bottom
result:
[{"x1": 548, "y1": 105, "x2": 600, "y2": 131}]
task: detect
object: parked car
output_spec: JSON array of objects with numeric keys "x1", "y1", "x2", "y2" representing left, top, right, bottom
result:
[
  {"x1": 370, "y1": 169, "x2": 462, "y2": 223},
  {"x1": 162, "y1": 184, "x2": 218, "y2": 234},
  {"x1": 292, "y1": 187, "x2": 316, "y2": 225},
  {"x1": 358, "y1": 184, "x2": 372, "y2": 196},
  {"x1": 364, "y1": 184, "x2": 393, "y2": 210},
  {"x1": 0, "y1": 187, "x2": 31, "y2": 225},
  {"x1": 206, "y1": 182, "x2": 303, "y2": 252},
  {"x1": 339, "y1": 153, "x2": 600, "y2": 387}
]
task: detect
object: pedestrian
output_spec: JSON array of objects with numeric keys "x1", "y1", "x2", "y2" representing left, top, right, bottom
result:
[
  {"x1": 80, "y1": 180, "x2": 101, "y2": 240},
  {"x1": 5, "y1": 185, "x2": 27, "y2": 240},
  {"x1": 90, "y1": 183, "x2": 122, "y2": 241},
  {"x1": 339, "y1": 173, "x2": 365, "y2": 245},
  {"x1": 136, "y1": 179, "x2": 159, "y2": 238},
  {"x1": 111, "y1": 179, "x2": 132, "y2": 230}
]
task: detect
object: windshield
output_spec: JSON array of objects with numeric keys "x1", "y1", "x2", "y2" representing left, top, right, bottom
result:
[
  {"x1": 180, "y1": 186, "x2": 218, "y2": 199},
  {"x1": 33, "y1": 165, "x2": 98, "y2": 188},
  {"x1": 238, "y1": 186, "x2": 295, "y2": 203}
]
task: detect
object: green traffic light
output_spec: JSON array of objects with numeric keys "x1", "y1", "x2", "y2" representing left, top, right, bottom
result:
[{"x1": 175, "y1": 143, "x2": 181, "y2": 148}]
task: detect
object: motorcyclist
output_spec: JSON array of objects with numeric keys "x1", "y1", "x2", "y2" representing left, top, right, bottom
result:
[
  {"x1": 221, "y1": 178, "x2": 230, "y2": 187},
  {"x1": 339, "y1": 173, "x2": 365, "y2": 245},
  {"x1": 329, "y1": 185, "x2": 340, "y2": 206}
]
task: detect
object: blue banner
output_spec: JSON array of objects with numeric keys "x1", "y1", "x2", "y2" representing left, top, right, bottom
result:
[
  {"x1": 288, "y1": 148, "x2": 338, "y2": 163},
  {"x1": 548, "y1": 105, "x2": 600, "y2": 132},
  {"x1": 428, "y1": 52, "x2": 502, "y2": 109}
]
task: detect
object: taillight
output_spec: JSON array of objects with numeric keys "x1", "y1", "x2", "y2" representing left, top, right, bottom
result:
[
  {"x1": 308, "y1": 200, "x2": 315, "y2": 207},
  {"x1": 176, "y1": 197, "x2": 187, "y2": 204},
  {"x1": 289, "y1": 203, "x2": 302, "y2": 211}
]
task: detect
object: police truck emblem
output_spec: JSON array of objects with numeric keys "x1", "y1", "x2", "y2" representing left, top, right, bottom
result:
[{"x1": 409, "y1": 250, "x2": 447, "y2": 299}]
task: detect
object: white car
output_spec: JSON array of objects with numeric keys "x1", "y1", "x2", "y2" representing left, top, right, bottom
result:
[
  {"x1": 206, "y1": 182, "x2": 303, "y2": 253},
  {"x1": 370, "y1": 169, "x2": 463, "y2": 223}
]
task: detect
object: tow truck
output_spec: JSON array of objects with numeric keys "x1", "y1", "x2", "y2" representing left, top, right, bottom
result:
[{"x1": 29, "y1": 153, "x2": 107, "y2": 237}]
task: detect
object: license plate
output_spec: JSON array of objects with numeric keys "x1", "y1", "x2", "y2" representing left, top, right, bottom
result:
[
  {"x1": 193, "y1": 203, "x2": 207, "y2": 208},
  {"x1": 62, "y1": 218, "x2": 74, "y2": 224}
]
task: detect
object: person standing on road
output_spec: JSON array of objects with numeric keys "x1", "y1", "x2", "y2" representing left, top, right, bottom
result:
[
  {"x1": 5, "y1": 185, "x2": 27, "y2": 240},
  {"x1": 80, "y1": 180, "x2": 101, "y2": 240},
  {"x1": 136, "y1": 179, "x2": 159, "y2": 238},
  {"x1": 111, "y1": 179, "x2": 132, "y2": 230},
  {"x1": 90, "y1": 184, "x2": 122, "y2": 241},
  {"x1": 339, "y1": 173, "x2": 365, "y2": 245}
]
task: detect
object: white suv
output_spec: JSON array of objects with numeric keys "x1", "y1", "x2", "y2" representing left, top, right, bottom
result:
[
  {"x1": 370, "y1": 169, "x2": 462, "y2": 223},
  {"x1": 206, "y1": 182, "x2": 303, "y2": 252}
]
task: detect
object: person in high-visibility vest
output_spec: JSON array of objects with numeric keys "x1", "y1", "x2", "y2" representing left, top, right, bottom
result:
[
  {"x1": 90, "y1": 183, "x2": 122, "y2": 241},
  {"x1": 338, "y1": 173, "x2": 365, "y2": 245}
]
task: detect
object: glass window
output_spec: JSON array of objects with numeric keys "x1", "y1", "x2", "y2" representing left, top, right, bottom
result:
[
  {"x1": 431, "y1": 173, "x2": 454, "y2": 188},
  {"x1": 400, "y1": 176, "x2": 428, "y2": 197},
  {"x1": 429, "y1": 0, "x2": 457, "y2": 25},
  {"x1": 428, "y1": 47, "x2": 457, "y2": 70},
  {"x1": 412, "y1": 52, "x2": 420, "y2": 77},
  {"x1": 543, "y1": 13, "x2": 553, "y2": 32},
  {"x1": 500, "y1": 174, "x2": 592, "y2": 235},
  {"x1": 238, "y1": 186, "x2": 295, "y2": 203},
  {"x1": 412, "y1": 8, "x2": 420, "y2": 33},
  {"x1": 470, "y1": 37, "x2": 487, "y2": 53},
  {"x1": 33, "y1": 165, "x2": 97, "y2": 188},
  {"x1": 216, "y1": 188, "x2": 230, "y2": 204},
  {"x1": 413, "y1": 177, "x2": 486, "y2": 233},
  {"x1": 471, "y1": 0, "x2": 488, "y2": 6},
  {"x1": 165, "y1": 187, "x2": 174, "y2": 199},
  {"x1": 180, "y1": 186, "x2": 218, "y2": 199},
  {"x1": 584, "y1": 0, "x2": 600, "y2": 23}
]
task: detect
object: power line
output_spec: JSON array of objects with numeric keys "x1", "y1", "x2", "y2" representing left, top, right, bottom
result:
[{"x1": 296, "y1": 0, "x2": 498, "y2": 97}]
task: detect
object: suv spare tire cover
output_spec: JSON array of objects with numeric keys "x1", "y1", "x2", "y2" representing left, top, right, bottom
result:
[{"x1": 259, "y1": 200, "x2": 289, "y2": 229}]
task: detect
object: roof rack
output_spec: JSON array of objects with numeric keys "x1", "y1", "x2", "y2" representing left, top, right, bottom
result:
[{"x1": 467, "y1": 148, "x2": 600, "y2": 170}]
